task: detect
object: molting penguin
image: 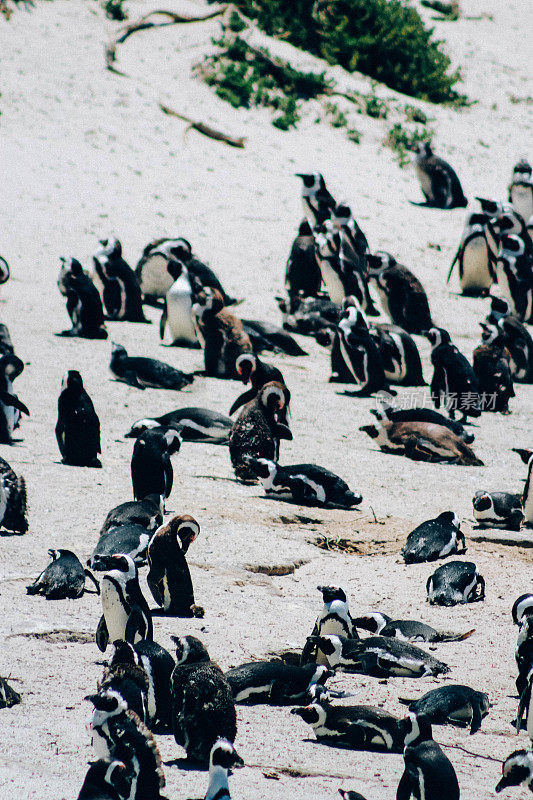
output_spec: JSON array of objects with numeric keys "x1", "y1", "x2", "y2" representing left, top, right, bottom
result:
[
  {"x1": 366, "y1": 252, "x2": 433, "y2": 334},
  {"x1": 473, "y1": 490, "x2": 524, "y2": 530},
  {"x1": 77, "y1": 759, "x2": 131, "y2": 800},
  {"x1": 193, "y1": 288, "x2": 253, "y2": 379},
  {"x1": 296, "y1": 173, "x2": 336, "y2": 227},
  {"x1": 473, "y1": 323, "x2": 515, "y2": 413},
  {"x1": 97, "y1": 649, "x2": 149, "y2": 722},
  {"x1": 401, "y1": 511, "x2": 465, "y2": 564},
  {"x1": 427, "y1": 560, "x2": 485, "y2": 606},
  {"x1": 413, "y1": 141, "x2": 467, "y2": 209},
  {"x1": 93, "y1": 237, "x2": 147, "y2": 322},
  {"x1": 400, "y1": 686, "x2": 489, "y2": 734},
  {"x1": 0, "y1": 353, "x2": 29, "y2": 444},
  {"x1": 277, "y1": 293, "x2": 340, "y2": 336},
  {"x1": 359, "y1": 419, "x2": 483, "y2": 465},
  {"x1": 92, "y1": 554, "x2": 153, "y2": 653},
  {"x1": 110, "y1": 342, "x2": 194, "y2": 390},
  {"x1": 424, "y1": 327, "x2": 482, "y2": 421},
  {"x1": 131, "y1": 427, "x2": 181, "y2": 506},
  {"x1": 26, "y1": 549, "x2": 99, "y2": 599},
  {"x1": 204, "y1": 739, "x2": 244, "y2": 800},
  {"x1": 300, "y1": 586, "x2": 358, "y2": 666},
  {"x1": 229, "y1": 354, "x2": 285, "y2": 417},
  {"x1": 99, "y1": 495, "x2": 163, "y2": 537},
  {"x1": 225, "y1": 661, "x2": 332, "y2": 705},
  {"x1": 57, "y1": 257, "x2": 108, "y2": 339},
  {"x1": 353, "y1": 611, "x2": 474, "y2": 644},
  {"x1": 160, "y1": 257, "x2": 198, "y2": 347},
  {"x1": 337, "y1": 303, "x2": 388, "y2": 395},
  {"x1": 496, "y1": 750, "x2": 533, "y2": 794},
  {"x1": 308, "y1": 634, "x2": 449, "y2": 678},
  {"x1": 125, "y1": 407, "x2": 233, "y2": 445},
  {"x1": 509, "y1": 158, "x2": 533, "y2": 223},
  {"x1": 229, "y1": 381, "x2": 292, "y2": 482},
  {"x1": 371, "y1": 396, "x2": 474, "y2": 443},
  {"x1": 285, "y1": 219, "x2": 322, "y2": 299},
  {"x1": 170, "y1": 635, "x2": 237, "y2": 764},
  {"x1": 241, "y1": 317, "x2": 308, "y2": 356},
  {"x1": 397, "y1": 715, "x2": 460, "y2": 800},
  {"x1": 0, "y1": 456, "x2": 28, "y2": 534},
  {"x1": 55, "y1": 370, "x2": 101, "y2": 467},
  {"x1": 447, "y1": 211, "x2": 495, "y2": 295},
  {"x1": 244, "y1": 457, "x2": 362, "y2": 509},
  {"x1": 147, "y1": 514, "x2": 204, "y2": 617}
]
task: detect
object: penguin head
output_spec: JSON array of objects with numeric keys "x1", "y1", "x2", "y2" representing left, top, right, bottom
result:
[
  {"x1": 489, "y1": 295, "x2": 511, "y2": 319},
  {"x1": 308, "y1": 664, "x2": 334, "y2": 687},
  {"x1": 479, "y1": 321, "x2": 501, "y2": 345},
  {"x1": 125, "y1": 418, "x2": 159, "y2": 438},
  {"x1": 209, "y1": 739, "x2": 244, "y2": 772},
  {"x1": 92, "y1": 553, "x2": 136, "y2": 577},
  {"x1": 47, "y1": 549, "x2": 61, "y2": 561},
  {"x1": 61, "y1": 369, "x2": 84, "y2": 394},
  {"x1": 496, "y1": 750, "x2": 533, "y2": 792},
  {"x1": 475, "y1": 197, "x2": 509, "y2": 215},
  {"x1": 98, "y1": 236, "x2": 122, "y2": 258},
  {"x1": 413, "y1": 141, "x2": 433, "y2": 158},
  {"x1": 307, "y1": 634, "x2": 341, "y2": 659},
  {"x1": 192, "y1": 286, "x2": 224, "y2": 319},
  {"x1": 0, "y1": 257, "x2": 10, "y2": 284},
  {"x1": 473, "y1": 492, "x2": 493, "y2": 513},
  {"x1": 159, "y1": 514, "x2": 200, "y2": 553},
  {"x1": 436, "y1": 511, "x2": 460, "y2": 529},
  {"x1": 315, "y1": 327, "x2": 335, "y2": 348},
  {"x1": 401, "y1": 712, "x2": 433, "y2": 747},
  {"x1": 260, "y1": 381, "x2": 290, "y2": 414},
  {"x1": 331, "y1": 204, "x2": 352, "y2": 227},
  {"x1": 235, "y1": 353, "x2": 257, "y2": 383},
  {"x1": 111, "y1": 342, "x2": 128, "y2": 359},
  {"x1": 317, "y1": 585, "x2": 347, "y2": 604},
  {"x1": 513, "y1": 158, "x2": 532, "y2": 177},
  {"x1": 166, "y1": 258, "x2": 184, "y2": 281},
  {"x1": 359, "y1": 424, "x2": 380, "y2": 439},
  {"x1": 163, "y1": 428, "x2": 182, "y2": 455},
  {"x1": 295, "y1": 173, "x2": 323, "y2": 191},
  {"x1": 422, "y1": 327, "x2": 450, "y2": 349},
  {"x1": 512, "y1": 593, "x2": 533, "y2": 625},
  {"x1": 84, "y1": 690, "x2": 126, "y2": 716},
  {"x1": 339, "y1": 304, "x2": 368, "y2": 333},
  {"x1": 290, "y1": 702, "x2": 327, "y2": 726},
  {"x1": 67, "y1": 257, "x2": 84, "y2": 276},
  {"x1": 298, "y1": 220, "x2": 313, "y2": 236},
  {"x1": 339, "y1": 791, "x2": 368, "y2": 800},
  {"x1": 367, "y1": 252, "x2": 395, "y2": 276},
  {"x1": 171, "y1": 634, "x2": 210, "y2": 665},
  {"x1": 512, "y1": 448, "x2": 533, "y2": 466},
  {"x1": 168, "y1": 238, "x2": 192, "y2": 262},
  {"x1": 109, "y1": 640, "x2": 138, "y2": 668},
  {"x1": 84, "y1": 761, "x2": 129, "y2": 795},
  {"x1": 352, "y1": 612, "x2": 391, "y2": 634},
  {"x1": 501, "y1": 234, "x2": 524, "y2": 253},
  {"x1": 242, "y1": 456, "x2": 276, "y2": 480}
]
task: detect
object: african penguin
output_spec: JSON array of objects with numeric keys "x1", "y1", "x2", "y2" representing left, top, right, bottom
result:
[
  {"x1": 97, "y1": 651, "x2": 149, "y2": 723},
  {"x1": 337, "y1": 303, "x2": 388, "y2": 395},
  {"x1": 397, "y1": 717, "x2": 460, "y2": 800},
  {"x1": 339, "y1": 791, "x2": 368, "y2": 800},
  {"x1": 496, "y1": 234, "x2": 533, "y2": 323},
  {"x1": 473, "y1": 490, "x2": 524, "y2": 530},
  {"x1": 55, "y1": 370, "x2": 101, "y2": 467},
  {"x1": 204, "y1": 739, "x2": 244, "y2": 800},
  {"x1": 93, "y1": 236, "x2": 148, "y2": 322},
  {"x1": 110, "y1": 342, "x2": 194, "y2": 390},
  {"x1": 401, "y1": 511, "x2": 465, "y2": 564},
  {"x1": 371, "y1": 324, "x2": 425, "y2": 386},
  {"x1": 0, "y1": 353, "x2": 29, "y2": 444},
  {"x1": 296, "y1": 172, "x2": 336, "y2": 227},
  {"x1": 473, "y1": 323, "x2": 515, "y2": 413},
  {"x1": 371, "y1": 396, "x2": 474, "y2": 443},
  {"x1": 130, "y1": 427, "x2": 181, "y2": 507},
  {"x1": 513, "y1": 594, "x2": 533, "y2": 626},
  {"x1": 26, "y1": 549, "x2": 99, "y2": 599},
  {"x1": 509, "y1": 158, "x2": 533, "y2": 223},
  {"x1": 193, "y1": 288, "x2": 253, "y2": 379},
  {"x1": 424, "y1": 327, "x2": 482, "y2": 421},
  {"x1": 359, "y1": 419, "x2": 483, "y2": 465},
  {"x1": 57, "y1": 257, "x2": 108, "y2": 339},
  {"x1": 0, "y1": 456, "x2": 28, "y2": 534},
  {"x1": 99, "y1": 495, "x2": 163, "y2": 537},
  {"x1": 0, "y1": 255, "x2": 10, "y2": 285},
  {"x1": 353, "y1": 612, "x2": 474, "y2": 643},
  {"x1": 225, "y1": 661, "x2": 332, "y2": 705},
  {"x1": 523, "y1": 453, "x2": 533, "y2": 526},
  {"x1": 447, "y1": 212, "x2": 494, "y2": 295},
  {"x1": 487, "y1": 296, "x2": 533, "y2": 382},
  {"x1": 367, "y1": 252, "x2": 433, "y2": 333},
  {"x1": 301, "y1": 586, "x2": 358, "y2": 666},
  {"x1": 413, "y1": 141, "x2": 467, "y2": 209},
  {"x1": 77, "y1": 759, "x2": 131, "y2": 800},
  {"x1": 241, "y1": 317, "x2": 308, "y2": 356},
  {"x1": 125, "y1": 406, "x2": 233, "y2": 445},
  {"x1": 170, "y1": 635, "x2": 237, "y2": 764},
  {"x1": 496, "y1": 750, "x2": 533, "y2": 794},
  {"x1": 160, "y1": 257, "x2": 199, "y2": 347},
  {"x1": 285, "y1": 219, "x2": 322, "y2": 299},
  {"x1": 89, "y1": 522, "x2": 153, "y2": 566},
  {"x1": 400, "y1": 685, "x2": 489, "y2": 734},
  {"x1": 92, "y1": 554, "x2": 153, "y2": 653},
  {"x1": 426, "y1": 560, "x2": 485, "y2": 606},
  {"x1": 229, "y1": 354, "x2": 285, "y2": 416},
  {"x1": 147, "y1": 514, "x2": 204, "y2": 617}
]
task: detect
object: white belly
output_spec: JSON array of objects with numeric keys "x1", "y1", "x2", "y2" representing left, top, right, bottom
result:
[
  {"x1": 102, "y1": 581, "x2": 129, "y2": 643},
  {"x1": 416, "y1": 164, "x2": 434, "y2": 199},
  {"x1": 524, "y1": 484, "x2": 533, "y2": 524},
  {"x1": 320, "y1": 261, "x2": 345, "y2": 304},
  {"x1": 511, "y1": 185, "x2": 533, "y2": 223},
  {"x1": 140, "y1": 255, "x2": 174, "y2": 297},
  {"x1": 166, "y1": 278, "x2": 197, "y2": 343},
  {"x1": 461, "y1": 239, "x2": 492, "y2": 290},
  {"x1": 2, "y1": 378, "x2": 16, "y2": 435}
]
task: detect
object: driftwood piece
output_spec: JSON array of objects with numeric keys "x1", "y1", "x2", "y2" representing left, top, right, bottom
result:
[
  {"x1": 421, "y1": 0, "x2": 460, "y2": 19},
  {"x1": 159, "y1": 102, "x2": 246, "y2": 148}
]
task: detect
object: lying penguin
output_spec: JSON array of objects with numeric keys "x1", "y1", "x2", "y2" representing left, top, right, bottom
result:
[
  {"x1": 26, "y1": 549, "x2": 99, "y2": 600},
  {"x1": 99, "y1": 495, "x2": 163, "y2": 537},
  {"x1": 110, "y1": 343, "x2": 194, "y2": 390},
  {"x1": 125, "y1": 407, "x2": 233, "y2": 444},
  {"x1": 427, "y1": 560, "x2": 485, "y2": 606},
  {"x1": 401, "y1": 511, "x2": 466, "y2": 564},
  {"x1": 473, "y1": 490, "x2": 524, "y2": 530},
  {"x1": 0, "y1": 456, "x2": 28, "y2": 534},
  {"x1": 243, "y1": 456, "x2": 362, "y2": 509},
  {"x1": 399, "y1": 685, "x2": 490, "y2": 734},
  {"x1": 225, "y1": 662, "x2": 332, "y2": 705},
  {"x1": 352, "y1": 611, "x2": 474, "y2": 643},
  {"x1": 371, "y1": 397, "x2": 474, "y2": 443},
  {"x1": 306, "y1": 634, "x2": 449, "y2": 678}
]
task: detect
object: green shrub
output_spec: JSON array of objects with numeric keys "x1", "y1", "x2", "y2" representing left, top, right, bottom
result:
[
  {"x1": 384, "y1": 121, "x2": 433, "y2": 167},
  {"x1": 363, "y1": 91, "x2": 389, "y2": 119},
  {"x1": 404, "y1": 104, "x2": 428, "y2": 123},
  {"x1": 325, "y1": 102, "x2": 348, "y2": 128},
  {"x1": 214, "y1": 0, "x2": 466, "y2": 104},
  {"x1": 103, "y1": 0, "x2": 128, "y2": 21}
]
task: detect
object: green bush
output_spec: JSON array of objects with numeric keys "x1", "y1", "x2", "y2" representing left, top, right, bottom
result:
[
  {"x1": 217, "y1": 0, "x2": 466, "y2": 104},
  {"x1": 384, "y1": 121, "x2": 433, "y2": 167},
  {"x1": 103, "y1": 0, "x2": 128, "y2": 21}
]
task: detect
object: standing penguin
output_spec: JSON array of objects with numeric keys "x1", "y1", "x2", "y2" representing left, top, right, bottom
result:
[
  {"x1": 496, "y1": 234, "x2": 533, "y2": 323},
  {"x1": 93, "y1": 237, "x2": 148, "y2": 322},
  {"x1": 509, "y1": 158, "x2": 533, "y2": 223},
  {"x1": 523, "y1": 452, "x2": 533, "y2": 526},
  {"x1": 301, "y1": 585, "x2": 358, "y2": 665},
  {"x1": 487, "y1": 296, "x2": 533, "y2": 383},
  {"x1": 170, "y1": 635, "x2": 237, "y2": 764},
  {"x1": 413, "y1": 142, "x2": 467, "y2": 209},
  {"x1": 473, "y1": 323, "x2": 515, "y2": 413},
  {"x1": 285, "y1": 220, "x2": 322, "y2": 299},
  {"x1": 131, "y1": 428, "x2": 181, "y2": 506},
  {"x1": 57, "y1": 257, "x2": 108, "y2": 339},
  {"x1": 229, "y1": 354, "x2": 285, "y2": 416},
  {"x1": 92, "y1": 554, "x2": 153, "y2": 652},
  {"x1": 55, "y1": 370, "x2": 101, "y2": 467},
  {"x1": 371, "y1": 324, "x2": 425, "y2": 386},
  {"x1": 367, "y1": 252, "x2": 433, "y2": 334},
  {"x1": 337, "y1": 303, "x2": 388, "y2": 395},
  {"x1": 160, "y1": 258, "x2": 198, "y2": 347},
  {"x1": 229, "y1": 381, "x2": 292, "y2": 482},
  {"x1": 0, "y1": 354, "x2": 29, "y2": 444},
  {"x1": 0, "y1": 456, "x2": 28, "y2": 534},
  {"x1": 193, "y1": 288, "x2": 253, "y2": 379},
  {"x1": 447, "y1": 212, "x2": 495, "y2": 295},
  {"x1": 424, "y1": 328, "x2": 482, "y2": 421},
  {"x1": 396, "y1": 716, "x2": 460, "y2": 799},
  {"x1": 496, "y1": 750, "x2": 533, "y2": 794},
  {"x1": 296, "y1": 173, "x2": 336, "y2": 227},
  {"x1": 147, "y1": 514, "x2": 204, "y2": 617},
  {"x1": 26, "y1": 549, "x2": 99, "y2": 599}
]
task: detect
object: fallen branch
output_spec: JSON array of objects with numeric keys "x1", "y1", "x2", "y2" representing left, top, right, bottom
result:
[
  {"x1": 420, "y1": 0, "x2": 460, "y2": 19},
  {"x1": 159, "y1": 102, "x2": 246, "y2": 148},
  {"x1": 441, "y1": 743, "x2": 503, "y2": 763}
]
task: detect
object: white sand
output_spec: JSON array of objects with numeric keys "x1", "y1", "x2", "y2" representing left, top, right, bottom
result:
[{"x1": 0, "y1": 1, "x2": 532, "y2": 797}]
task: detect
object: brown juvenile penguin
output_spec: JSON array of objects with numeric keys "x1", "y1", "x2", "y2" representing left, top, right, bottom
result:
[
  {"x1": 229, "y1": 381, "x2": 292, "y2": 482},
  {"x1": 360, "y1": 420, "x2": 483, "y2": 466},
  {"x1": 146, "y1": 514, "x2": 204, "y2": 617},
  {"x1": 473, "y1": 323, "x2": 515, "y2": 413},
  {"x1": 193, "y1": 287, "x2": 252, "y2": 379}
]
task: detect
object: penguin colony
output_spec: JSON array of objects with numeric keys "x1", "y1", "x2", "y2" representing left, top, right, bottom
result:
[{"x1": 2, "y1": 142, "x2": 533, "y2": 800}]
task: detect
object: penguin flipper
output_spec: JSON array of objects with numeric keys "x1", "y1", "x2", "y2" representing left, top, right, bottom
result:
[
  {"x1": 0, "y1": 391, "x2": 30, "y2": 416},
  {"x1": 83, "y1": 568, "x2": 100, "y2": 595},
  {"x1": 147, "y1": 575, "x2": 164, "y2": 608},
  {"x1": 515, "y1": 684, "x2": 530, "y2": 735},
  {"x1": 159, "y1": 302, "x2": 167, "y2": 341},
  {"x1": 275, "y1": 423, "x2": 293, "y2": 441},
  {"x1": 96, "y1": 614, "x2": 109, "y2": 652},
  {"x1": 446, "y1": 246, "x2": 461, "y2": 284},
  {"x1": 469, "y1": 700, "x2": 483, "y2": 735},
  {"x1": 125, "y1": 603, "x2": 152, "y2": 643},
  {"x1": 396, "y1": 768, "x2": 412, "y2": 800},
  {"x1": 26, "y1": 569, "x2": 46, "y2": 595},
  {"x1": 229, "y1": 388, "x2": 255, "y2": 416},
  {"x1": 123, "y1": 369, "x2": 145, "y2": 389}
]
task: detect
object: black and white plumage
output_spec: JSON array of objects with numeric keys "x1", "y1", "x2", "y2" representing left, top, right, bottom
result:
[
  {"x1": 277, "y1": 294, "x2": 340, "y2": 336},
  {"x1": 55, "y1": 370, "x2": 101, "y2": 467},
  {"x1": 203, "y1": 739, "x2": 244, "y2": 800},
  {"x1": 0, "y1": 353, "x2": 28, "y2": 444},
  {"x1": 397, "y1": 728, "x2": 460, "y2": 800},
  {"x1": 337, "y1": 303, "x2": 388, "y2": 395},
  {"x1": 513, "y1": 594, "x2": 533, "y2": 627},
  {"x1": 0, "y1": 456, "x2": 28, "y2": 534},
  {"x1": 229, "y1": 354, "x2": 285, "y2": 417},
  {"x1": 371, "y1": 324, "x2": 425, "y2": 386},
  {"x1": 371, "y1": 397, "x2": 474, "y2": 443},
  {"x1": 159, "y1": 257, "x2": 199, "y2": 347},
  {"x1": 225, "y1": 661, "x2": 331, "y2": 705},
  {"x1": 57, "y1": 257, "x2": 108, "y2": 339},
  {"x1": 524, "y1": 452, "x2": 533, "y2": 526},
  {"x1": 496, "y1": 750, "x2": 533, "y2": 794},
  {"x1": 367, "y1": 252, "x2": 433, "y2": 334},
  {"x1": 89, "y1": 523, "x2": 153, "y2": 567},
  {"x1": 93, "y1": 237, "x2": 148, "y2": 322},
  {"x1": 0, "y1": 256, "x2": 10, "y2": 285},
  {"x1": 424, "y1": 327, "x2": 482, "y2": 420},
  {"x1": 193, "y1": 288, "x2": 253, "y2": 379},
  {"x1": 131, "y1": 427, "x2": 181, "y2": 505},
  {"x1": 473, "y1": 490, "x2": 524, "y2": 530},
  {"x1": 496, "y1": 234, "x2": 533, "y2": 323},
  {"x1": 427, "y1": 560, "x2": 485, "y2": 606},
  {"x1": 147, "y1": 514, "x2": 204, "y2": 617},
  {"x1": 125, "y1": 407, "x2": 233, "y2": 444},
  {"x1": 301, "y1": 586, "x2": 358, "y2": 666},
  {"x1": 401, "y1": 511, "x2": 465, "y2": 564},
  {"x1": 77, "y1": 759, "x2": 131, "y2": 800},
  {"x1": 509, "y1": 158, "x2": 533, "y2": 223},
  {"x1": 243, "y1": 457, "x2": 362, "y2": 509},
  {"x1": 296, "y1": 173, "x2": 336, "y2": 228},
  {"x1": 487, "y1": 297, "x2": 533, "y2": 383},
  {"x1": 448, "y1": 211, "x2": 495, "y2": 295},
  {"x1": 26, "y1": 549, "x2": 99, "y2": 599},
  {"x1": 473, "y1": 323, "x2": 515, "y2": 413},
  {"x1": 400, "y1": 685, "x2": 489, "y2": 734},
  {"x1": 110, "y1": 342, "x2": 194, "y2": 390},
  {"x1": 307, "y1": 634, "x2": 449, "y2": 678},
  {"x1": 352, "y1": 612, "x2": 474, "y2": 644},
  {"x1": 285, "y1": 219, "x2": 322, "y2": 299},
  {"x1": 170, "y1": 635, "x2": 237, "y2": 764},
  {"x1": 99, "y1": 495, "x2": 163, "y2": 537},
  {"x1": 413, "y1": 142, "x2": 467, "y2": 209},
  {"x1": 314, "y1": 224, "x2": 373, "y2": 312},
  {"x1": 97, "y1": 654, "x2": 149, "y2": 724},
  {"x1": 92, "y1": 554, "x2": 153, "y2": 653}
]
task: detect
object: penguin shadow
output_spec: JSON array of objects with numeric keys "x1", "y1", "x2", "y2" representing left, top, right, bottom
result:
[
  {"x1": 408, "y1": 200, "x2": 467, "y2": 209},
  {"x1": 164, "y1": 756, "x2": 208, "y2": 772},
  {"x1": 53, "y1": 459, "x2": 102, "y2": 469},
  {"x1": 261, "y1": 494, "x2": 361, "y2": 512},
  {"x1": 336, "y1": 389, "x2": 397, "y2": 398}
]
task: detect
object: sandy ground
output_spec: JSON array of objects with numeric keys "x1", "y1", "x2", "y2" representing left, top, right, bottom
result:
[{"x1": 0, "y1": 0, "x2": 532, "y2": 797}]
